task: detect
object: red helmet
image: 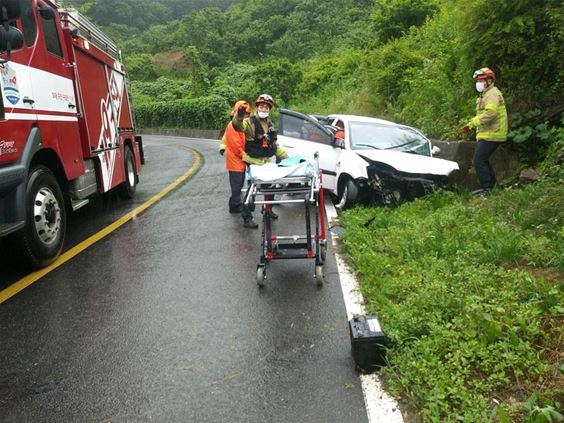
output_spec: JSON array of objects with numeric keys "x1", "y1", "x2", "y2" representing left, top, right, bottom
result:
[
  {"x1": 473, "y1": 67, "x2": 496, "y2": 81},
  {"x1": 230, "y1": 100, "x2": 251, "y2": 117},
  {"x1": 255, "y1": 93, "x2": 274, "y2": 108}
]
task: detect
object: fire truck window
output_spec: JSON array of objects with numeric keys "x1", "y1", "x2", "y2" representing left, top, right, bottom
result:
[
  {"x1": 39, "y1": 5, "x2": 62, "y2": 58},
  {"x1": 18, "y1": 0, "x2": 37, "y2": 47}
]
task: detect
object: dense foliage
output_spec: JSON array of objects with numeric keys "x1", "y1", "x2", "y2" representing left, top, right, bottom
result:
[
  {"x1": 73, "y1": 0, "x2": 563, "y2": 145},
  {"x1": 64, "y1": 0, "x2": 235, "y2": 27}
]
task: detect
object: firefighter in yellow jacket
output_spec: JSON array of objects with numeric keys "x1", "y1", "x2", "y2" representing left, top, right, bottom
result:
[
  {"x1": 461, "y1": 67, "x2": 508, "y2": 195},
  {"x1": 232, "y1": 93, "x2": 288, "y2": 228}
]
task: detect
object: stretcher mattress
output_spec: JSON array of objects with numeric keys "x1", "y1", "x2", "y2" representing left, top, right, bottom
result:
[{"x1": 247, "y1": 158, "x2": 316, "y2": 182}]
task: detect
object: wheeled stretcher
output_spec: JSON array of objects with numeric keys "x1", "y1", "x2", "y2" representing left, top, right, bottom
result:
[{"x1": 243, "y1": 154, "x2": 327, "y2": 287}]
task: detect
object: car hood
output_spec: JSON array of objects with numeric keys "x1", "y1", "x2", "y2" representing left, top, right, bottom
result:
[{"x1": 356, "y1": 149, "x2": 459, "y2": 176}]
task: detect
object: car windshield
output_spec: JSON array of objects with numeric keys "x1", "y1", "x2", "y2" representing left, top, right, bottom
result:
[{"x1": 349, "y1": 122, "x2": 430, "y2": 156}]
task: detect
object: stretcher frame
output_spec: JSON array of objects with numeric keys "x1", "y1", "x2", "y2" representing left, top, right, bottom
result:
[{"x1": 243, "y1": 154, "x2": 327, "y2": 287}]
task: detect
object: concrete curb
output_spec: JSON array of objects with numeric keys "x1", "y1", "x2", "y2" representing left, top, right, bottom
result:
[{"x1": 325, "y1": 199, "x2": 405, "y2": 423}]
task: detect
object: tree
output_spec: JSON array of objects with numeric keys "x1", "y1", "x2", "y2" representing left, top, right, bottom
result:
[{"x1": 372, "y1": 0, "x2": 439, "y2": 43}]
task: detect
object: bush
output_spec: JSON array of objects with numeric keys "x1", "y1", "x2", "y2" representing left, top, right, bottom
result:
[
  {"x1": 538, "y1": 123, "x2": 564, "y2": 180},
  {"x1": 134, "y1": 95, "x2": 230, "y2": 129},
  {"x1": 371, "y1": 0, "x2": 440, "y2": 43},
  {"x1": 508, "y1": 110, "x2": 551, "y2": 164}
]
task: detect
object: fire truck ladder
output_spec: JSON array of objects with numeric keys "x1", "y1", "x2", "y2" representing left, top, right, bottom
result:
[{"x1": 59, "y1": 8, "x2": 120, "y2": 60}]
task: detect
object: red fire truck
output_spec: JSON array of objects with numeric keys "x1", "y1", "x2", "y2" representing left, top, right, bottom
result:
[{"x1": 0, "y1": 0, "x2": 143, "y2": 268}]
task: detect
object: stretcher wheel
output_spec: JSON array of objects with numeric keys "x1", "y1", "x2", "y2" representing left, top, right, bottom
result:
[
  {"x1": 315, "y1": 265, "x2": 324, "y2": 286},
  {"x1": 256, "y1": 265, "x2": 266, "y2": 287},
  {"x1": 320, "y1": 241, "x2": 327, "y2": 261}
]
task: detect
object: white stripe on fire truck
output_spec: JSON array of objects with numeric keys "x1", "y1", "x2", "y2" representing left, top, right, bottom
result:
[
  {"x1": 97, "y1": 70, "x2": 125, "y2": 191},
  {"x1": 5, "y1": 112, "x2": 79, "y2": 122}
]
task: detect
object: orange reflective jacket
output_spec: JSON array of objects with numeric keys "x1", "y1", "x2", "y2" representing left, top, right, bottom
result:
[{"x1": 220, "y1": 121, "x2": 246, "y2": 172}]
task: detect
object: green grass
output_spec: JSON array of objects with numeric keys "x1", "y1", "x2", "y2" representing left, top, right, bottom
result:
[{"x1": 340, "y1": 182, "x2": 563, "y2": 422}]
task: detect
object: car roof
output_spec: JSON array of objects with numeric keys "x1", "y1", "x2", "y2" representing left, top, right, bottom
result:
[{"x1": 328, "y1": 114, "x2": 403, "y2": 126}]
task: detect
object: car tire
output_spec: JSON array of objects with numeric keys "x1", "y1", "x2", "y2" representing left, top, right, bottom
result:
[
  {"x1": 118, "y1": 146, "x2": 137, "y2": 199},
  {"x1": 8, "y1": 165, "x2": 67, "y2": 268},
  {"x1": 336, "y1": 178, "x2": 359, "y2": 210}
]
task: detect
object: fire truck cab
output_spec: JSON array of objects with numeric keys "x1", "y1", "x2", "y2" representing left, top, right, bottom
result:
[{"x1": 0, "y1": 0, "x2": 143, "y2": 268}]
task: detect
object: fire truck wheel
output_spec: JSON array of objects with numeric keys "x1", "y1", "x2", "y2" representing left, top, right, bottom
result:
[
  {"x1": 119, "y1": 146, "x2": 137, "y2": 199},
  {"x1": 10, "y1": 165, "x2": 67, "y2": 268}
]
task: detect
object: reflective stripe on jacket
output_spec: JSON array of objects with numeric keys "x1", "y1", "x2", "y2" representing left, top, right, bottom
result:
[
  {"x1": 468, "y1": 85, "x2": 508, "y2": 142},
  {"x1": 220, "y1": 121, "x2": 246, "y2": 172}
]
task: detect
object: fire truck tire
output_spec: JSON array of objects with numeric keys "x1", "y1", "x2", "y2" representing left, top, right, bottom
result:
[
  {"x1": 10, "y1": 165, "x2": 66, "y2": 268},
  {"x1": 119, "y1": 146, "x2": 137, "y2": 199}
]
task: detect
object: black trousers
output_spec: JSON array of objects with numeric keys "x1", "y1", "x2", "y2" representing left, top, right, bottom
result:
[
  {"x1": 473, "y1": 140, "x2": 501, "y2": 190},
  {"x1": 228, "y1": 171, "x2": 245, "y2": 212}
]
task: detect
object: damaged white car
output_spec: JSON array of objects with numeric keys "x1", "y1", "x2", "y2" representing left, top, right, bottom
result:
[{"x1": 277, "y1": 109, "x2": 459, "y2": 208}]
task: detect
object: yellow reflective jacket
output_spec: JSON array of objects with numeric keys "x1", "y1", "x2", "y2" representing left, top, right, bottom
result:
[
  {"x1": 231, "y1": 113, "x2": 288, "y2": 165},
  {"x1": 468, "y1": 84, "x2": 508, "y2": 142}
]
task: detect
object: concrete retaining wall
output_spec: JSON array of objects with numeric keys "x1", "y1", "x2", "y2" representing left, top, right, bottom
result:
[
  {"x1": 139, "y1": 127, "x2": 220, "y2": 140},
  {"x1": 433, "y1": 140, "x2": 520, "y2": 190}
]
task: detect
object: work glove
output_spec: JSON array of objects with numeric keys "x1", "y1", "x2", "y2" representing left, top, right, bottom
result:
[
  {"x1": 460, "y1": 125, "x2": 470, "y2": 134},
  {"x1": 237, "y1": 105, "x2": 247, "y2": 119},
  {"x1": 219, "y1": 148, "x2": 225, "y2": 156}
]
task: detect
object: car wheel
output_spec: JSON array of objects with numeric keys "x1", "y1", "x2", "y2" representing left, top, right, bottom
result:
[
  {"x1": 336, "y1": 178, "x2": 359, "y2": 210},
  {"x1": 118, "y1": 146, "x2": 137, "y2": 199},
  {"x1": 9, "y1": 165, "x2": 67, "y2": 268}
]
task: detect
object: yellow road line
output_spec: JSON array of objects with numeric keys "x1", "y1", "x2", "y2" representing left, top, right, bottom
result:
[{"x1": 0, "y1": 147, "x2": 202, "y2": 304}]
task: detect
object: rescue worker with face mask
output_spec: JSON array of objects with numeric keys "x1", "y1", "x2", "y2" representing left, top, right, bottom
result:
[
  {"x1": 232, "y1": 93, "x2": 288, "y2": 228},
  {"x1": 461, "y1": 67, "x2": 508, "y2": 195},
  {"x1": 219, "y1": 100, "x2": 251, "y2": 213}
]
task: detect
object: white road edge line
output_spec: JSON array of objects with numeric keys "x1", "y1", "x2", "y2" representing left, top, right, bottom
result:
[{"x1": 325, "y1": 199, "x2": 405, "y2": 423}]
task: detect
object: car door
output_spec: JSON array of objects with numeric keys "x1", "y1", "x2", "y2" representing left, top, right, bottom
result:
[{"x1": 277, "y1": 109, "x2": 341, "y2": 192}]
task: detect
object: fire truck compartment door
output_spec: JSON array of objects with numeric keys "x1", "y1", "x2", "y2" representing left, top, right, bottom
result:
[{"x1": 74, "y1": 47, "x2": 127, "y2": 192}]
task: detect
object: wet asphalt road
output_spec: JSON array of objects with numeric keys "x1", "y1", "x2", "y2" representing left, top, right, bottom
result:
[{"x1": 0, "y1": 136, "x2": 368, "y2": 422}]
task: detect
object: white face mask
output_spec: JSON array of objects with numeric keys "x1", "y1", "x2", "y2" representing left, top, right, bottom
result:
[
  {"x1": 475, "y1": 81, "x2": 486, "y2": 92},
  {"x1": 258, "y1": 111, "x2": 269, "y2": 119}
]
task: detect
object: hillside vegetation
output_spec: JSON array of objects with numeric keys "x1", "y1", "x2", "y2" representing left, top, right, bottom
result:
[{"x1": 66, "y1": 0, "x2": 562, "y2": 151}]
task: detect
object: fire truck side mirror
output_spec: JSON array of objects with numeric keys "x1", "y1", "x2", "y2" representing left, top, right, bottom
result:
[
  {"x1": 0, "y1": 25, "x2": 23, "y2": 51},
  {"x1": 0, "y1": 0, "x2": 22, "y2": 21}
]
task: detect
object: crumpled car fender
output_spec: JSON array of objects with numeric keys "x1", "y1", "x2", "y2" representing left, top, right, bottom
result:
[{"x1": 336, "y1": 150, "x2": 370, "y2": 181}]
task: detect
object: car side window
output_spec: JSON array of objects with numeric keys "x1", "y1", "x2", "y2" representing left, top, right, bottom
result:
[
  {"x1": 279, "y1": 111, "x2": 333, "y2": 145},
  {"x1": 279, "y1": 114, "x2": 304, "y2": 139},
  {"x1": 302, "y1": 122, "x2": 332, "y2": 145},
  {"x1": 334, "y1": 120, "x2": 345, "y2": 140}
]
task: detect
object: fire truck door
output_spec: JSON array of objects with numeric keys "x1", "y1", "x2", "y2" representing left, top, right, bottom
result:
[{"x1": 27, "y1": 2, "x2": 83, "y2": 179}]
